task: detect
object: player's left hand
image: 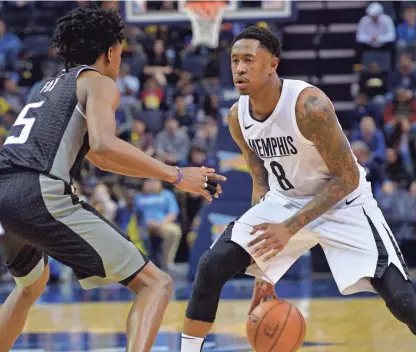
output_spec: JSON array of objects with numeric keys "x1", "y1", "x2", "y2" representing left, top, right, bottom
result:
[
  {"x1": 248, "y1": 223, "x2": 293, "y2": 261},
  {"x1": 248, "y1": 278, "x2": 278, "y2": 315}
]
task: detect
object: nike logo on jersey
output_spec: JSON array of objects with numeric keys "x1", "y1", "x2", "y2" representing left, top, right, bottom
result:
[
  {"x1": 346, "y1": 194, "x2": 361, "y2": 206},
  {"x1": 244, "y1": 124, "x2": 254, "y2": 130},
  {"x1": 248, "y1": 137, "x2": 298, "y2": 159}
]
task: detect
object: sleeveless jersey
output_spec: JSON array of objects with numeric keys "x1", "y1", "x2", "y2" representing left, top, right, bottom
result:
[
  {"x1": 0, "y1": 65, "x2": 97, "y2": 184},
  {"x1": 237, "y1": 79, "x2": 370, "y2": 199}
]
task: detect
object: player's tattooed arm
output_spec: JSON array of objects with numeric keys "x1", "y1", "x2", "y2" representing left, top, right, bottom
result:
[
  {"x1": 284, "y1": 87, "x2": 360, "y2": 235},
  {"x1": 228, "y1": 103, "x2": 269, "y2": 206}
]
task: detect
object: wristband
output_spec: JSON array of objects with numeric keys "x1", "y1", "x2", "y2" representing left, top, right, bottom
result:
[{"x1": 172, "y1": 166, "x2": 183, "y2": 185}]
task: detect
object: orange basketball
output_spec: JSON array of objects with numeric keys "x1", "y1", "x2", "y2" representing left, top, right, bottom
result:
[{"x1": 246, "y1": 299, "x2": 306, "y2": 352}]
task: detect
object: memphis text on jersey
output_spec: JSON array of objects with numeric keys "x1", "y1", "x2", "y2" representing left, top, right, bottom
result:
[{"x1": 248, "y1": 136, "x2": 298, "y2": 159}]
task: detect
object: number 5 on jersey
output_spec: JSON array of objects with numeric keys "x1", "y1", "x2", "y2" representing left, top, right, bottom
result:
[{"x1": 4, "y1": 101, "x2": 44, "y2": 145}]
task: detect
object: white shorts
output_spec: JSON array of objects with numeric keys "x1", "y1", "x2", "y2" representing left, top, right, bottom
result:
[{"x1": 225, "y1": 188, "x2": 409, "y2": 295}]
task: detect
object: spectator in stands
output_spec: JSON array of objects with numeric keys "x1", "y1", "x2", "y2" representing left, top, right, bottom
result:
[
  {"x1": 359, "y1": 61, "x2": 388, "y2": 106},
  {"x1": 202, "y1": 94, "x2": 220, "y2": 120},
  {"x1": 144, "y1": 39, "x2": 172, "y2": 86},
  {"x1": 350, "y1": 116, "x2": 386, "y2": 163},
  {"x1": 385, "y1": 147, "x2": 413, "y2": 189},
  {"x1": 117, "y1": 62, "x2": 141, "y2": 135},
  {"x1": 140, "y1": 77, "x2": 165, "y2": 110},
  {"x1": 130, "y1": 119, "x2": 155, "y2": 156},
  {"x1": 2, "y1": 75, "x2": 24, "y2": 113},
  {"x1": 175, "y1": 71, "x2": 199, "y2": 114},
  {"x1": 122, "y1": 25, "x2": 147, "y2": 76},
  {"x1": 351, "y1": 141, "x2": 386, "y2": 196},
  {"x1": 91, "y1": 182, "x2": 118, "y2": 223},
  {"x1": 388, "y1": 53, "x2": 416, "y2": 96},
  {"x1": 167, "y1": 95, "x2": 194, "y2": 127},
  {"x1": 0, "y1": 109, "x2": 16, "y2": 131},
  {"x1": 180, "y1": 144, "x2": 210, "y2": 250},
  {"x1": 351, "y1": 92, "x2": 384, "y2": 129},
  {"x1": 356, "y1": 2, "x2": 396, "y2": 70},
  {"x1": 192, "y1": 118, "x2": 218, "y2": 161},
  {"x1": 384, "y1": 116, "x2": 415, "y2": 173},
  {"x1": 155, "y1": 117, "x2": 190, "y2": 165},
  {"x1": 115, "y1": 188, "x2": 148, "y2": 255},
  {"x1": 397, "y1": 5, "x2": 416, "y2": 50},
  {"x1": 135, "y1": 179, "x2": 182, "y2": 270},
  {"x1": 377, "y1": 180, "x2": 410, "y2": 241},
  {"x1": 356, "y1": 3, "x2": 396, "y2": 50},
  {"x1": 117, "y1": 62, "x2": 140, "y2": 106},
  {"x1": 384, "y1": 87, "x2": 416, "y2": 124},
  {"x1": 0, "y1": 20, "x2": 22, "y2": 71}
]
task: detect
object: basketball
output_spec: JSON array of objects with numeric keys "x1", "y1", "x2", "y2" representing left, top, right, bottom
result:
[{"x1": 246, "y1": 300, "x2": 306, "y2": 352}]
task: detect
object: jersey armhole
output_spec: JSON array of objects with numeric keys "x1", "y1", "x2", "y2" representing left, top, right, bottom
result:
[
  {"x1": 291, "y1": 86, "x2": 315, "y2": 146},
  {"x1": 236, "y1": 96, "x2": 247, "y2": 132},
  {"x1": 75, "y1": 66, "x2": 102, "y2": 119}
]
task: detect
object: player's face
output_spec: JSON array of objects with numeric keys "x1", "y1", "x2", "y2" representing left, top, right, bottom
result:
[
  {"x1": 106, "y1": 42, "x2": 123, "y2": 81},
  {"x1": 231, "y1": 39, "x2": 278, "y2": 95}
]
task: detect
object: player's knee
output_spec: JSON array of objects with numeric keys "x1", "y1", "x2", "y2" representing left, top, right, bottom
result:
[
  {"x1": 194, "y1": 250, "x2": 235, "y2": 293},
  {"x1": 128, "y1": 262, "x2": 173, "y2": 298},
  {"x1": 19, "y1": 264, "x2": 50, "y2": 303},
  {"x1": 154, "y1": 270, "x2": 174, "y2": 297}
]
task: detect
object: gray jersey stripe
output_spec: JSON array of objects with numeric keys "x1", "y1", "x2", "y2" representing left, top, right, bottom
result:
[{"x1": 49, "y1": 106, "x2": 87, "y2": 183}]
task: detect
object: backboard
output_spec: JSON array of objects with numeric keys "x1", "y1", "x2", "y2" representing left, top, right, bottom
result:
[{"x1": 122, "y1": 0, "x2": 295, "y2": 24}]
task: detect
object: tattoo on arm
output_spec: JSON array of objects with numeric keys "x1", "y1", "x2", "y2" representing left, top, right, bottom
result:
[
  {"x1": 284, "y1": 88, "x2": 360, "y2": 235},
  {"x1": 228, "y1": 103, "x2": 269, "y2": 206}
]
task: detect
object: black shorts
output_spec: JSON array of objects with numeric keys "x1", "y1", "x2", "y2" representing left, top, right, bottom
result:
[{"x1": 0, "y1": 170, "x2": 149, "y2": 289}]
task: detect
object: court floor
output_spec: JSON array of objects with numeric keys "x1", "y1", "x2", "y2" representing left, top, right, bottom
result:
[{"x1": 2, "y1": 278, "x2": 415, "y2": 352}]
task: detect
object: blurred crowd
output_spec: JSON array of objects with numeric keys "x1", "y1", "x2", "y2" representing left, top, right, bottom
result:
[
  {"x1": 0, "y1": 1, "x2": 415, "y2": 282},
  {"x1": 352, "y1": 2, "x2": 416, "y2": 268}
]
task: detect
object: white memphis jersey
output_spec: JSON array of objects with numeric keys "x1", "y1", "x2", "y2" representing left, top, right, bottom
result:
[{"x1": 237, "y1": 78, "x2": 370, "y2": 199}]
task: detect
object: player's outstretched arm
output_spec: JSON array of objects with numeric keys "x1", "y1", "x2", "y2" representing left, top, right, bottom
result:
[
  {"x1": 227, "y1": 103, "x2": 270, "y2": 206},
  {"x1": 283, "y1": 87, "x2": 360, "y2": 235},
  {"x1": 81, "y1": 73, "x2": 225, "y2": 201}
]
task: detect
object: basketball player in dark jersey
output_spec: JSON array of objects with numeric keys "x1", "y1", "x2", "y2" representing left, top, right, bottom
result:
[{"x1": 0, "y1": 5, "x2": 225, "y2": 352}]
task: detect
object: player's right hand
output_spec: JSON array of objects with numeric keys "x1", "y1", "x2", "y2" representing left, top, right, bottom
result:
[
  {"x1": 248, "y1": 278, "x2": 278, "y2": 315},
  {"x1": 175, "y1": 166, "x2": 227, "y2": 202}
]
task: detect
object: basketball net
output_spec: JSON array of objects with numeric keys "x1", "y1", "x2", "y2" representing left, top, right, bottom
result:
[{"x1": 184, "y1": 1, "x2": 226, "y2": 48}]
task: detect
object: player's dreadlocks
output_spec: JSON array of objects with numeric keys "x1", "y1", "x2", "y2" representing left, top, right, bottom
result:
[
  {"x1": 231, "y1": 26, "x2": 281, "y2": 58},
  {"x1": 52, "y1": 3, "x2": 125, "y2": 70}
]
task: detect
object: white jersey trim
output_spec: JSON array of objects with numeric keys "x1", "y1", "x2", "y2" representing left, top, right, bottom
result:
[{"x1": 76, "y1": 104, "x2": 87, "y2": 119}]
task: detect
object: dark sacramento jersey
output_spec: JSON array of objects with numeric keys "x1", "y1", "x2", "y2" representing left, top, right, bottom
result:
[{"x1": 0, "y1": 65, "x2": 97, "y2": 184}]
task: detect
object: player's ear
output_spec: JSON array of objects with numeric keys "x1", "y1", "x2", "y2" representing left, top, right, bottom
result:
[
  {"x1": 106, "y1": 46, "x2": 113, "y2": 63},
  {"x1": 270, "y1": 56, "x2": 279, "y2": 74}
]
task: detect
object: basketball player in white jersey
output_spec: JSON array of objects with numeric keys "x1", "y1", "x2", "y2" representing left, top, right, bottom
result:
[{"x1": 180, "y1": 26, "x2": 415, "y2": 351}]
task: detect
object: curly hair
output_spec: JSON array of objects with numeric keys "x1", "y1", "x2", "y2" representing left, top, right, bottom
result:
[
  {"x1": 52, "y1": 3, "x2": 125, "y2": 70},
  {"x1": 231, "y1": 26, "x2": 281, "y2": 58}
]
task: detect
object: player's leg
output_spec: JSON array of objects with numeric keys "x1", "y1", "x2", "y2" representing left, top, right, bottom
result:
[
  {"x1": 181, "y1": 194, "x2": 318, "y2": 352},
  {"x1": 0, "y1": 172, "x2": 51, "y2": 351},
  {"x1": 0, "y1": 173, "x2": 173, "y2": 351},
  {"x1": 0, "y1": 239, "x2": 49, "y2": 352},
  {"x1": 181, "y1": 227, "x2": 252, "y2": 350},
  {"x1": 39, "y1": 179, "x2": 174, "y2": 352},
  {"x1": 314, "y1": 194, "x2": 415, "y2": 334},
  {"x1": 124, "y1": 262, "x2": 173, "y2": 352},
  {"x1": 370, "y1": 263, "x2": 416, "y2": 334}
]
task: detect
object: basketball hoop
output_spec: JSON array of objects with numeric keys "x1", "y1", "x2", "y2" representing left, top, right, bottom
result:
[{"x1": 184, "y1": 1, "x2": 226, "y2": 48}]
